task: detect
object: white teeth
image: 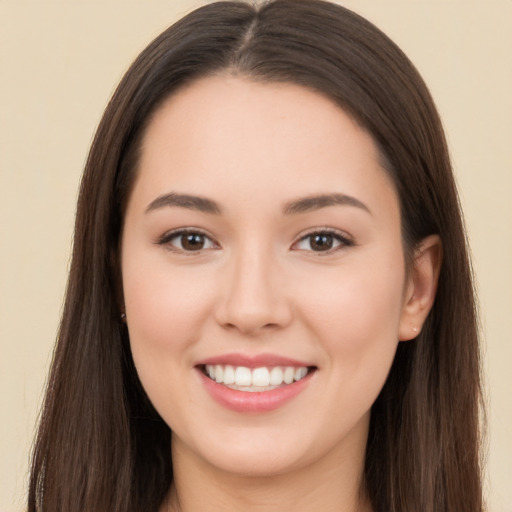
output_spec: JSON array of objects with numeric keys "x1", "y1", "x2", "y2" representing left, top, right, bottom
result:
[
  {"x1": 234, "y1": 366, "x2": 252, "y2": 386},
  {"x1": 294, "y1": 367, "x2": 308, "y2": 381},
  {"x1": 269, "y1": 367, "x2": 284, "y2": 386},
  {"x1": 223, "y1": 365, "x2": 235, "y2": 385},
  {"x1": 252, "y1": 367, "x2": 270, "y2": 387},
  {"x1": 283, "y1": 366, "x2": 295, "y2": 384},
  {"x1": 204, "y1": 364, "x2": 311, "y2": 389}
]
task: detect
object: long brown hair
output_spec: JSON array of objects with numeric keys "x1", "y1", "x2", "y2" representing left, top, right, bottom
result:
[{"x1": 29, "y1": 1, "x2": 484, "y2": 511}]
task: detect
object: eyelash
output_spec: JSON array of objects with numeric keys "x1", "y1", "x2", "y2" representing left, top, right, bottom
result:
[
  {"x1": 292, "y1": 228, "x2": 354, "y2": 254},
  {"x1": 156, "y1": 227, "x2": 354, "y2": 255},
  {"x1": 156, "y1": 228, "x2": 219, "y2": 254}
]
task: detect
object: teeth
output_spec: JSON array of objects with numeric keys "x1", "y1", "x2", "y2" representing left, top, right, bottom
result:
[
  {"x1": 204, "y1": 364, "x2": 311, "y2": 389},
  {"x1": 223, "y1": 365, "x2": 235, "y2": 385},
  {"x1": 252, "y1": 367, "x2": 270, "y2": 387},
  {"x1": 269, "y1": 367, "x2": 283, "y2": 386},
  {"x1": 283, "y1": 366, "x2": 295, "y2": 384},
  {"x1": 234, "y1": 366, "x2": 252, "y2": 386},
  {"x1": 294, "y1": 367, "x2": 308, "y2": 381}
]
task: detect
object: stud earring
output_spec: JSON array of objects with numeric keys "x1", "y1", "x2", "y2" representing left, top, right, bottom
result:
[
  {"x1": 412, "y1": 327, "x2": 419, "y2": 333},
  {"x1": 120, "y1": 312, "x2": 127, "y2": 321}
]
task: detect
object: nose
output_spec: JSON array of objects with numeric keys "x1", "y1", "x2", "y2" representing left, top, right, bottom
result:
[{"x1": 214, "y1": 244, "x2": 293, "y2": 335}]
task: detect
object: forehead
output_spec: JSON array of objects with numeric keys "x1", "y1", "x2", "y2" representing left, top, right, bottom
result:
[
  {"x1": 142, "y1": 75, "x2": 376, "y2": 166},
  {"x1": 132, "y1": 75, "x2": 398, "y2": 221}
]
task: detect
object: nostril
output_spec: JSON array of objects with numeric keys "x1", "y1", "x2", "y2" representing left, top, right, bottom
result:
[{"x1": 214, "y1": 269, "x2": 293, "y2": 333}]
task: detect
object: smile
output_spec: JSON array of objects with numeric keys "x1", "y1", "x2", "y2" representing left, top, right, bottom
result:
[
  {"x1": 196, "y1": 355, "x2": 316, "y2": 412},
  {"x1": 203, "y1": 364, "x2": 311, "y2": 391}
]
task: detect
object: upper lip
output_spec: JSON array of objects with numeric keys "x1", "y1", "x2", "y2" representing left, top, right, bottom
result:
[{"x1": 196, "y1": 352, "x2": 313, "y2": 368}]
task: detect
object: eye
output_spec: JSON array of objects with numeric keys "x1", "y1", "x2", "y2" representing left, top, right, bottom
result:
[
  {"x1": 157, "y1": 229, "x2": 219, "y2": 253},
  {"x1": 292, "y1": 229, "x2": 353, "y2": 253}
]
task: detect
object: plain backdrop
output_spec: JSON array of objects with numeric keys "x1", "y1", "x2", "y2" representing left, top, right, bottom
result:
[{"x1": 1, "y1": 1, "x2": 511, "y2": 511}]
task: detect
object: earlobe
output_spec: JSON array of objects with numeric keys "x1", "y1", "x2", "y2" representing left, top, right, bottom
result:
[{"x1": 399, "y1": 234, "x2": 443, "y2": 341}]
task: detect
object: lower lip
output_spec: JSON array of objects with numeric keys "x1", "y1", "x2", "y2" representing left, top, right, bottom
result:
[{"x1": 198, "y1": 369, "x2": 313, "y2": 413}]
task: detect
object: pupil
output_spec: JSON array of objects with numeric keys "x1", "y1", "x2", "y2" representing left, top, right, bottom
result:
[
  {"x1": 182, "y1": 234, "x2": 204, "y2": 250},
  {"x1": 311, "y1": 234, "x2": 333, "y2": 251}
]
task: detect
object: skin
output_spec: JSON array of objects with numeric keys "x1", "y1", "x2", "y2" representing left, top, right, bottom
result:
[{"x1": 120, "y1": 76, "x2": 441, "y2": 512}]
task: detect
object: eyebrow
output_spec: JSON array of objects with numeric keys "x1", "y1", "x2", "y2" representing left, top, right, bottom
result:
[
  {"x1": 145, "y1": 193, "x2": 222, "y2": 214},
  {"x1": 145, "y1": 191, "x2": 370, "y2": 216},
  {"x1": 282, "y1": 193, "x2": 371, "y2": 215}
]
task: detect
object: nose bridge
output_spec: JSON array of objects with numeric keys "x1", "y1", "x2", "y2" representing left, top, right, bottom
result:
[{"x1": 216, "y1": 236, "x2": 291, "y2": 333}]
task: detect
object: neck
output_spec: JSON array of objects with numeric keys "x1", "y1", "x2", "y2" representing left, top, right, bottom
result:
[{"x1": 163, "y1": 430, "x2": 373, "y2": 512}]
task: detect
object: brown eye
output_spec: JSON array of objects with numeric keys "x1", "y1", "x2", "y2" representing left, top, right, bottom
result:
[
  {"x1": 159, "y1": 230, "x2": 218, "y2": 253},
  {"x1": 309, "y1": 233, "x2": 335, "y2": 251},
  {"x1": 293, "y1": 230, "x2": 353, "y2": 253},
  {"x1": 181, "y1": 233, "x2": 206, "y2": 251}
]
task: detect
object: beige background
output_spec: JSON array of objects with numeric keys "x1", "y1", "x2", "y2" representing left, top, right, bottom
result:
[{"x1": 1, "y1": 1, "x2": 510, "y2": 511}]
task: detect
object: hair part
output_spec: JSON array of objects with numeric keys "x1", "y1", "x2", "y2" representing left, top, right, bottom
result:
[{"x1": 29, "y1": 2, "x2": 484, "y2": 511}]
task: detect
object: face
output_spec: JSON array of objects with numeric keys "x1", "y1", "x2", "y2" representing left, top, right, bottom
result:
[{"x1": 121, "y1": 76, "x2": 410, "y2": 478}]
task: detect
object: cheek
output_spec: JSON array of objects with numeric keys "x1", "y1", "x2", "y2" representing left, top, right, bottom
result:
[
  {"x1": 122, "y1": 255, "x2": 219, "y2": 423},
  {"x1": 295, "y1": 253, "x2": 405, "y2": 372},
  {"x1": 121, "y1": 248, "x2": 216, "y2": 372},
  {"x1": 300, "y1": 261, "x2": 405, "y2": 429}
]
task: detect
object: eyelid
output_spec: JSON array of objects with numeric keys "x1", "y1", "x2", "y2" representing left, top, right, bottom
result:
[
  {"x1": 155, "y1": 226, "x2": 354, "y2": 255},
  {"x1": 291, "y1": 227, "x2": 354, "y2": 254},
  {"x1": 155, "y1": 227, "x2": 220, "y2": 254}
]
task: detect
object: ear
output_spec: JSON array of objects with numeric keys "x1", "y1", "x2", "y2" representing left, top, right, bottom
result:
[{"x1": 398, "y1": 234, "x2": 443, "y2": 341}]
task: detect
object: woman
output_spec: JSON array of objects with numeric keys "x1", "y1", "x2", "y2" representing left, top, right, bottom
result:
[{"x1": 28, "y1": 1, "x2": 484, "y2": 511}]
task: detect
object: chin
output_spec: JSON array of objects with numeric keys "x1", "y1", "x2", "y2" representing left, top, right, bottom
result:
[
  {"x1": 170, "y1": 420, "x2": 319, "y2": 477},
  {"x1": 203, "y1": 445, "x2": 308, "y2": 478}
]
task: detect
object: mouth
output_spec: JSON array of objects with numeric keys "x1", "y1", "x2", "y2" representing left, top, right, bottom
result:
[
  {"x1": 199, "y1": 364, "x2": 316, "y2": 392},
  {"x1": 195, "y1": 353, "x2": 317, "y2": 412}
]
